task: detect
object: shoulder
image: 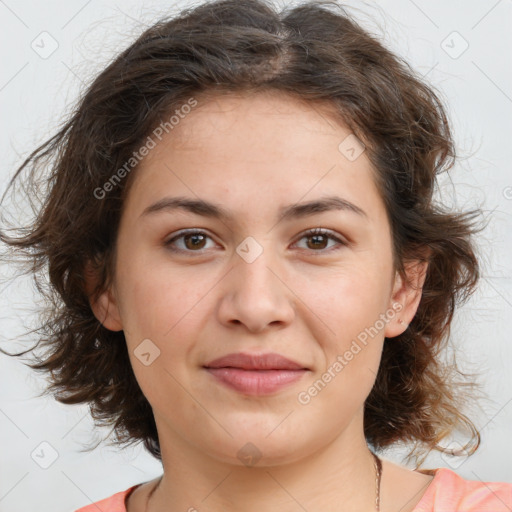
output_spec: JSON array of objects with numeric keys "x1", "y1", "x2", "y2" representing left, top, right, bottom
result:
[
  {"x1": 413, "y1": 467, "x2": 512, "y2": 512},
  {"x1": 73, "y1": 484, "x2": 140, "y2": 512}
]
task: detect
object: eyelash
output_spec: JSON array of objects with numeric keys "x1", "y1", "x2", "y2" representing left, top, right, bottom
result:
[{"x1": 164, "y1": 228, "x2": 347, "y2": 255}]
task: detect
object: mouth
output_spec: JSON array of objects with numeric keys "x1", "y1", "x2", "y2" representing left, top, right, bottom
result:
[{"x1": 203, "y1": 352, "x2": 309, "y2": 395}]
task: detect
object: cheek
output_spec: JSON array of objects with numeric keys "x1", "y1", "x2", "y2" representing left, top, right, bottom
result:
[
  {"x1": 115, "y1": 245, "x2": 203, "y2": 335},
  {"x1": 295, "y1": 264, "x2": 390, "y2": 401},
  {"x1": 299, "y1": 264, "x2": 391, "y2": 334},
  {"x1": 115, "y1": 257, "x2": 219, "y2": 388},
  {"x1": 300, "y1": 270, "x2": 387, "y2": 402},
  {"x1": 117, "y1": 267, "x2": 206, "y2": 408}
]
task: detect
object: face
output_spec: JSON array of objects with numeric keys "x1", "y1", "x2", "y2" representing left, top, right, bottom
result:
[{"x1": 93, "y1": 90, "x2": 424, "y2": 467}]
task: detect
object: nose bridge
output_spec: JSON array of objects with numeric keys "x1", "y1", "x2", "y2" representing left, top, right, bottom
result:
[
  {"x1": 218, "y1": 235, "x2": 295, "y2": 331},
  {"x1": 234, "y1": 236, "x2": 281, "y2": 302}
]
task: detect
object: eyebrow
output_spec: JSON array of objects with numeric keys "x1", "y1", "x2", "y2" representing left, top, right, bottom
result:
[{"x1": 140, "y1": 195, "x2": 368, "y2": 223}]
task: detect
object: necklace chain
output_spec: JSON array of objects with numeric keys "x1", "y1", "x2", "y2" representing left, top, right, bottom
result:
[
  {"x1": 373, "y1": 452, "x2": 383, "y2": 511},
  {"x1": 146, "y1": 453, "x2": 382, "y2": 511}
]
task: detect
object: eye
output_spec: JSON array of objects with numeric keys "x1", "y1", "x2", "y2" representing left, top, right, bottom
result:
[
  {"x1": 164, "y1": 227, "x2": 347, "y2": 255},
  {"x1": 293, "y1": 228, "x2": 347, "y2": 253},
  {"x1": 164, "y1": 229, "x2": 217, "y2": 253}
]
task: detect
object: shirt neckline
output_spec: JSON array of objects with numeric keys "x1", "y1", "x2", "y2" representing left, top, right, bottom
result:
[
  {"x1": 410, "y1": 467, "x2": 446, "y2": 511},
  {"x1": 123, "y1": 467, "x2": 446, "y2": 511}
]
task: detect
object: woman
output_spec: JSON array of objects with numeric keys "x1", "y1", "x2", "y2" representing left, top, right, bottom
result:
[{"x1": 1, "y1": 0, "x2": 510, "y2": 511}]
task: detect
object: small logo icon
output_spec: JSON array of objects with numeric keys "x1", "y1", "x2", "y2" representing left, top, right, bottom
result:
[
  {"x1": 236, "y1": 236, "x2": 263, "y2": 263},
  {"x1": 31, "y1": 31, "x2": 59, "y2": 59},
  {"x1": 338, "y1": 134, "x2": 365, "y2": 161},
  {"x1": 440, "y1": 31, "x2": 469, "y2": 59},
  {"x1": 134, "y1": 338, "x2": 161, "y2": 366},
  {"x1": 31, "y1": 441, "x2": 59, "y2": 469},
  {"x1": 237, "y1": 442, "x2": 262, "y2": 467}
]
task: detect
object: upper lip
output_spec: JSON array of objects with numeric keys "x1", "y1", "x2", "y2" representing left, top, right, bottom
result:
[{"x1": 203, "y1": 352, "x2": 308, "y2": 371}]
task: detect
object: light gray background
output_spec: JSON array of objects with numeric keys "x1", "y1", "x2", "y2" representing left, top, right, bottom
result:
[{"x1": 0, "y1": 1, "x2": 511, "y2": 511}]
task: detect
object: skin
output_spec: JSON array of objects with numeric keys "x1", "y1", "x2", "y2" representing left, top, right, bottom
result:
[{"x1": 89, "y1": 90, "x2": 434, "y2": 512}]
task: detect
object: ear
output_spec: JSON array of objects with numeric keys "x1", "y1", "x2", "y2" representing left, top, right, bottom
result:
[
  {"x1": 84, "y1": 260, "x2": 123, "y2": 332},
  {"x1": 384, "y1": 249, "x2": 430, "y2": 339}
]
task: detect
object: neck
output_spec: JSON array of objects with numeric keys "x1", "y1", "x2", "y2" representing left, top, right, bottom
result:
[{"x1": 148, "y1": 413, "x2": 379, "y2": 512}]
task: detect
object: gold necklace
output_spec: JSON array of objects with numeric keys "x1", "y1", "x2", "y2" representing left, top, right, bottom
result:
[
  {"x1": 373, "y1": 452, "x2": 383, "y2": 511},
  {"x1": 145, "y1": 453, "x2": 382, "y2": 511}
]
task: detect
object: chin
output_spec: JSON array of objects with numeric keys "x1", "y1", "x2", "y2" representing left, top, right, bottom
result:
[{"x1": 201, "y1": 428, "x2": 314, "y2": 468}]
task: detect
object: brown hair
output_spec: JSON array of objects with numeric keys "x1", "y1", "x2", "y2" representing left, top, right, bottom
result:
[{"x1": 0, "y1": 0, "x2": 486, "y2": 466}]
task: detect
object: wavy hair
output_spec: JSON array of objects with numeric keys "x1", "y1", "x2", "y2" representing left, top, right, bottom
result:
[{"x1": 0, "y1": 0, "x2": 486, "y2": 466}]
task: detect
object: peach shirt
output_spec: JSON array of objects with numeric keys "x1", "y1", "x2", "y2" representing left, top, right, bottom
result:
[{"x1": 74, "y1": 467, "x2": 512, "y2": 512}]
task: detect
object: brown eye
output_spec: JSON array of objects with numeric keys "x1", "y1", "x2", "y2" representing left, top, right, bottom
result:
[
  {"x1": 164, "y1": 230, "x2": 215, "y2": 253},
  {"x1": 295, "y1": 228, "x2": 346, "y2": 253}
]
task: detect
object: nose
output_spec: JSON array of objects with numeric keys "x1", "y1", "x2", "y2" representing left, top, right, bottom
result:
[{"x1": 216, "y1": 246, "x2": 296, "y2": 333}]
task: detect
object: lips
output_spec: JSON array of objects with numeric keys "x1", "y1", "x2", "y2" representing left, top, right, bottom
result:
[
  {"x1": 203, "y1": 352, "x2": 309, "y2": 395},
  {"x1": 203, "y1": 352, "x2": 307, "y2": 371}
]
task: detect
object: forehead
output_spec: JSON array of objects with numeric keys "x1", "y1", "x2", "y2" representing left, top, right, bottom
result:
[
  {"x1": 124, "y1": 90, "x2": 386, "y2": 228},
  {"x1": 169, "y1": 90, "x2": 349, "y2": 149},
  {"x1": 135, "y1": 90, "x2": 369, "y2": 182}
]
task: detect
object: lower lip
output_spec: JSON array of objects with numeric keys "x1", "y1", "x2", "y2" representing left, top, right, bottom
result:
[{"x1": 205, "y1": 368, "x2": 307, "y2": 395}]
